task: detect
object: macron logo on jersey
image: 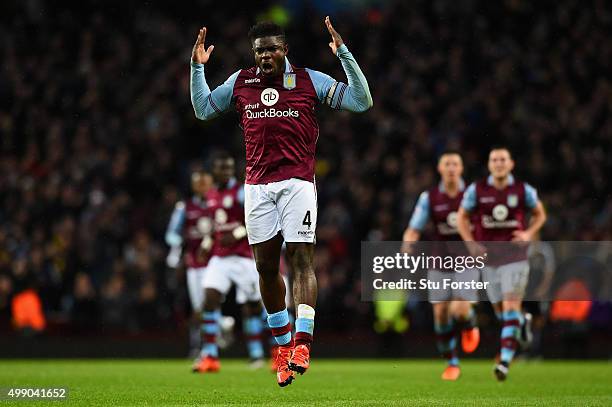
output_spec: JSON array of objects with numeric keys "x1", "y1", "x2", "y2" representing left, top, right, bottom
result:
[{"x1": 245, "y1": 78, "x2": 260, "y2": 84}]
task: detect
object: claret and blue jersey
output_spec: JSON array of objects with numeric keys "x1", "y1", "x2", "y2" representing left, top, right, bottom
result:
[
  {"x1": 165, "y1": 197, "x2": 213, "y2": 269},
  {"x1": 460, "y1": 174, "x2": 538, "y2": 242},
  {"x1": 190, "y1": 44, "x2": 372, "y2": 185},
  {"x1": 408, "y1": 180, "x2": 466, "y2": 241}
]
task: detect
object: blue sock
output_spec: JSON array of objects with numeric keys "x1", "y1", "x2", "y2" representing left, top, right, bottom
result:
[
  {"x1": 434, "y1": 321, "x2": 459, "y2": 366},
  {"x1": 500, "y1": 310, "x2": 523, "y2": 364},
  {"x1": 264, "y1": 308, "x2": 294, "y2": 347},
  {"x1": 295, "y1": 303, "x2": 315, "y2": 349},
  {"x1": 267, "y1": 309, "x2": 292, "y2": 346},
  {"x1": 244, "y1": 316, "x2": 264, "y2": 360},
  {"x1": 200, "y1": 310, "x2": 220, "y2": 358}
]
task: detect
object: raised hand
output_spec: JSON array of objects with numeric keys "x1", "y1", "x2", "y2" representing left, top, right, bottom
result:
[
  {"x1": 192, "y1": 27, "x2": 215, "y2": 64},
  {"x1": 325, "y1": 16, "x2": 344, "y2": 55}
]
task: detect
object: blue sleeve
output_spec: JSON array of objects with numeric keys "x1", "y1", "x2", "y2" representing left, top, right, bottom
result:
[
  {"x1": 524, "y1": 183, "x2": 538, "y2": 209},
  {"x1": 305, "y1": 44, "x2": 373, "y2": 113},
  {"x1": 237, "y1": 185, "x2": 245, "y2": 206},
  {"x1": 408, "y1": 191, "x2": 430, "y2": 231},
  {"x1": 190, "y1": 62, "x2": 239, "y2": 120},
  {"x1": 461, "y1": 183, "x2": 477, "y2": 212},
  {"x1": 305, "y1": 68, "x2": 336, "y2": 104},
  {"x1": 165, "y1": 202, "x2": 185, "y2": 247}
]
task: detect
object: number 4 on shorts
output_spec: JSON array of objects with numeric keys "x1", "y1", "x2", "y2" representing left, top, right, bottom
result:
[{"x1": 302, "y1": 210, "x2": 312, "y2": 229}]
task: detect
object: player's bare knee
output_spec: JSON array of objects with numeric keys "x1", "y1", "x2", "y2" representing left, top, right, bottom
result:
[
  {"x1": 242, "y1": 301, "x2": 262, "y2": 317},
  {"x1": 433, "y1": 302, "x2": 450, "y2": 323},
  {"x1": 502, "y1": 299, "x2": 522, "y2": 312},
  {"x1": 254, "y1": 257, "x2": 279, "y2": 280},
  {"x1": 450, "y1": 300, "x2": 470, "y2": 316},
  {"x1": 203, "y1": 289, "x2": 222, "y2": 312}
]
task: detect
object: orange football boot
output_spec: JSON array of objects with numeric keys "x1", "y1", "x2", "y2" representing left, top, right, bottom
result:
[
  {"x1": 441, "y1": 365, "x2": 461, "y2": 381},
  {"x1": 192, "y1": 355, "x2": 220, "y2": 373},
  {"x1": 288, "y1": 344, "x2": 310, "y2": 375},
  {"x1": 270, "y1": 346, "x2": 279, "y2": 372},
  {"x1": 275, "y1": 346, "x2": 295, "y2": 387},
  {"x1": 461, "y1": 327, "x2": 480, "y2": 354}
]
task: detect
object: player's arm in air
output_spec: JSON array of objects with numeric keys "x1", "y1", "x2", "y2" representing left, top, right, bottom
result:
[
  {"x1": 457, "y1": 183, "x2": 486, "y2": 256},
  {"x1": 190, "y1": 27, "x2": 239, "y2": 120},
  {"x1": 306, "y1": 17, "x2": 373, "y2": 113},
  {"x1": 511, "y1": 183, "x2": 546, "y2": 242},
  {"x1": 165, "y1": 201, "x2": 186, "y2": 268},
  {"x1": 401, "y1": 191, "x2": 430, "y2": 252}
]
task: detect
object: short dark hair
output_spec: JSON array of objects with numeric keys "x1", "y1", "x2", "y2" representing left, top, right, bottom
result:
[
  {"x1": 489, "y1": 145, "x2": 512, "y2": 158},
  {"x1": 248, "y1": 21, "x2": 286, "y2": 43},
  {"x1": 212, "y1": 150, "x2": 233, "y2": 164},
  {"x1": 438, "y1": 150, "x2": 462, "y2": 160}
]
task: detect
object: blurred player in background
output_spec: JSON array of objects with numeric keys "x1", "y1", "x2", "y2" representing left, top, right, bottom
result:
[
  {"x1": 457, "y1": 147, "x2": 546, "y2": 381},
  {"x1": 402, "y1": 152, "x2": 479, "y2": 381},
  {"x1": 193, "y1": 153, "x2": 266, "y2": 373},
  {"x1": 190, "y1": 17, "x2": 372, "y2": 386},
  {"x1": 523, "y1": 236, "x2": 556, "y2": 358},
  {"x1": 165, "y1": 171, "x2": 229, "y2": 357}
]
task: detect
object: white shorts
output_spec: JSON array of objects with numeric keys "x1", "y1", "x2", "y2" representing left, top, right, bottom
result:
[
  {"x1": 244, "y1": 178, "x2": 317, "y2": 245},
  {"x1": 203, "y1": 255, "x2": 261, "y2": 304},
  {"x1": 428, "y1": 269, "x2": 480, "y2": 303},
  {"x1": 483, "y1": 260, "x2": 530, "y2": 303},
  {"x1": 186, "y1": 266, "x2": 207, "y2": 312}
]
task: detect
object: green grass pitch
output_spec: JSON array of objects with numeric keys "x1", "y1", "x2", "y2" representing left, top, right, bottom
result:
[{"x1": 0, "y1": 359, "x2": 610, "y2": 406}]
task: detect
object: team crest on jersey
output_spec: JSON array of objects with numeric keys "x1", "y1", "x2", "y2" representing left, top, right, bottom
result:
[
  {"x1": 492, "y1": 204, "x2": 509, "y2": 221},
  {"x1": 507, "y1": 194, "x2": 518, "y2": 208},
  {"x1": 283, "y1": 73, "x2": 296, "y2": 90},
  {"x1": 222, "y1": 195, "x2": 233, "y2": 208}
]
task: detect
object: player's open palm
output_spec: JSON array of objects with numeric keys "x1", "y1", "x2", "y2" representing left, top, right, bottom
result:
[
  {"x1": 325, "y1": 16, "x2": 344, "y2": 55},
  {"x1": 192, "y1": 27, "x2": 215, "y2": 64}
]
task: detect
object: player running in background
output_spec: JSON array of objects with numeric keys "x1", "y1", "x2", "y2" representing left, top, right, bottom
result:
[
  {"x1": 193, "y1": 153, "x2": 266, "y2": 373},
  {"x1": 523, "y1": 236, "x2": 556, "y2": 358},
  {"x1": 190, "y1": 18, "x2": 372, "y2": 386},
  {"x1": 165, "y1": 171, "x2": 225, "y2": 357},
  {"x1": 402, "y1": 152, "x2": 480, "y2": 381},
  {"x1": 457, "y1": 147, "x2": 546, "y2": 381}
]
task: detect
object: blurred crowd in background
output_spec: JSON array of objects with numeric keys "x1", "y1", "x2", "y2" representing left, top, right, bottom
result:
[{"x1": 0, "y1": 0, "x2": 611, "y2": 342}]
